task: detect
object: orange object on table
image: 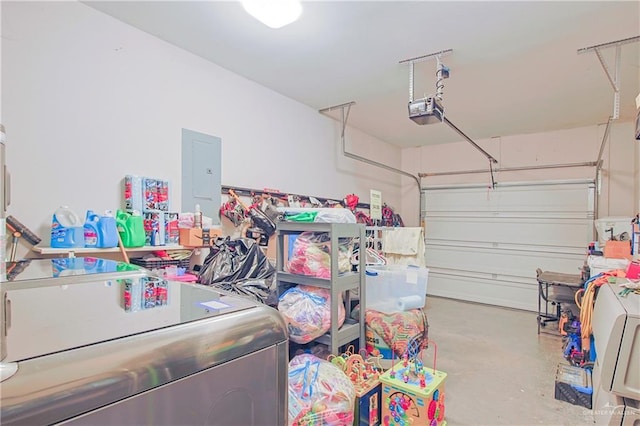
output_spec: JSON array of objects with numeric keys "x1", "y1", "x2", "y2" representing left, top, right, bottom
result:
[{"x1": 604, "y1": 240, "x2": 632, "y2": 260}]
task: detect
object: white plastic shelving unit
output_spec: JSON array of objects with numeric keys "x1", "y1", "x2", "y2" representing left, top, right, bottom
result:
[{"x1": 276, "y1": 222, "x2": 365, "y2": 355}]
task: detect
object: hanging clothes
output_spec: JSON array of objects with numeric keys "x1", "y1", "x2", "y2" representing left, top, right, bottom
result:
[{"x1": 381, "y1": 227, "x2": 426, "y2": 267}]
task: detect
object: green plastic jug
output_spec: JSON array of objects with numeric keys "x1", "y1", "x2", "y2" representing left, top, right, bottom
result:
[{"x1": 116, "y1": 210, "x2": 146, "y2": 248}]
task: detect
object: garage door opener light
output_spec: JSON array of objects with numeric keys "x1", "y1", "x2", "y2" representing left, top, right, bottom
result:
[{"x1": 241, "y1": 0, "x2": 302, "y2": 29}]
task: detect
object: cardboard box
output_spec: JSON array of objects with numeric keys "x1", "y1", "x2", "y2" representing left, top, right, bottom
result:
[
  {"x1": 604, "y1": 240, "x2": 632, "y2": 260},
  {"x1": 265, "y1": 235, "x2": 277, "y2": 263},
  {"x1": 179, "y1": 228, "x2": 201, "y2": 247},
  {"x1": 179, "y1": 228, "x2": 223, "y2": 247}
]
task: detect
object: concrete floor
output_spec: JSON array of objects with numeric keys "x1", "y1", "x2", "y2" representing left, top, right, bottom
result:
[{"x1": 423, "y1": 296, "x2": 592, "y2": 426}]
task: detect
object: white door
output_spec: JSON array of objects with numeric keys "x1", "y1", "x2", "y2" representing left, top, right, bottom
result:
[{"x1": 422, "y1": 180, "x2": 595, "y2": 311}]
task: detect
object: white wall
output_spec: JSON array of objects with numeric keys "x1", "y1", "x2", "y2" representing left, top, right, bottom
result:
[
  {"x1": 635, "y1": 115, "x2": 640, "y2": 214},
  {"x1": 2, "y1": 1, "x2": 403, "y2": 254},
  {"x1": 401, "y1": 121, "x2": 638, "y2": 224},
  {"x1": 602, "y1": 121, "x2": 637, "y2": 217},
  {"x1": 0, "y1": 0, "x2": 3, "y2": 123}
]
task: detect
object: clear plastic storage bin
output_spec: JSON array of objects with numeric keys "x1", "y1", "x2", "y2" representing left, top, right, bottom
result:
[
  {"x1": 594, "y1": 217, "x2": 633, "y2": 245},
  {"x1": 365, "y1": 265, "x2": 428, "y2": 313}
]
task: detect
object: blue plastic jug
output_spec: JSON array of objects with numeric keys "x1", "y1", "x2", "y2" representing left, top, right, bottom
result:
[
  {"x1": 98, "y1": 211, "x2": 119, "y2": 248},
  {"x1": 84, "y1": 210, "x2": 100, "y2": 248}
]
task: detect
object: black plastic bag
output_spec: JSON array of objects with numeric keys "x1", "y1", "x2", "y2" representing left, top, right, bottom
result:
[
  {"x1": 249, "y1": 207, "x2": 276, "y2": 237},
  {"x1": 208, "y1": 277, "x2": 277, "y2": 307},
  {"x1": 198, "y1": 237, "x2": 277, "y2": 306}
]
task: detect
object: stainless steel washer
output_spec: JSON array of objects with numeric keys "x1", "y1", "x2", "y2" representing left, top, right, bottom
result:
[{"x1": 0, "y1": 257, "x2": 288, "y2": 425}]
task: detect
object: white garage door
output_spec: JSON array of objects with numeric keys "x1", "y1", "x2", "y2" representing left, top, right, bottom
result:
[{"x1": 423, "y1": 180, "x2": 595, "y2": 311}]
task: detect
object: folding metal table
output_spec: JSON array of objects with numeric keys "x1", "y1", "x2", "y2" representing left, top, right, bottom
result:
[{"x1": 536, "y1": 268, "x2": 584, "y2": 335}]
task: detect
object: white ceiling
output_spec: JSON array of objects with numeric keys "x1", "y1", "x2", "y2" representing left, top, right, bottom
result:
[{"x1": 85, "y1": 1, "x2": 640, "y2": 148}]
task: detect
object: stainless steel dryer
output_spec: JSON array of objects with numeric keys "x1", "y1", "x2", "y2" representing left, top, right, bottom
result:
[{"x1": 0, "y1": 257, "x2": 288, "y2": 426}]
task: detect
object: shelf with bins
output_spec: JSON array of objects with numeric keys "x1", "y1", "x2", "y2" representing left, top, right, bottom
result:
[{"x1": 276, "y1": 221, "x2": 365, "y2": 356}]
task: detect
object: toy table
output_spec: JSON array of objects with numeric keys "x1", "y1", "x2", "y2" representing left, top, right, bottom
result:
[{"x1": 379, "y1": 361, "x2": 447, "y2": 426}]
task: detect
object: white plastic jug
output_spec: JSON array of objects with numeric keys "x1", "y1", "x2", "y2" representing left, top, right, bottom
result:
[
  {"x1": 51, "y1": 206, "x2": 84, "y2": 248},
  {"x1": 54, "y1": 206, "x2": 82, "y2": 227}
]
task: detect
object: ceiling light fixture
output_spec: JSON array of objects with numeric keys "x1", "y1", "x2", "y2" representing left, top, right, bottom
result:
[{"x1": 241, "y1": 0, "x2": 302, "y2": 29}]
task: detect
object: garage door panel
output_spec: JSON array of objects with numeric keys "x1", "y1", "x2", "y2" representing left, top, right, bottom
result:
[
  {"x1": 427, "y1": 266, "x2": 532, "y2": 286},
  {"x1": 425, "y1": 217, "x2": 592, "y2": 247},
  {"x1": 426, "y1": 212, "x2": 590, "y2": 219},
  {"x1": 424, "y1": 183, "x2": 593, "y2": 214},
  {"x1": 492, "y1": 185, "x2": 593, "y2": 212},
  {"x1": 427, "y1": 271, "x2": 538, "y2": 312},
  {"x1": 425, "y1": 244, "x2": 584, "y2": 279},
  {"x1": 423, "y1": 180, "x2": 594, "y2": 311},
  {"x1": 425, "y1": 239, "x2": 586, "y2": 255}
]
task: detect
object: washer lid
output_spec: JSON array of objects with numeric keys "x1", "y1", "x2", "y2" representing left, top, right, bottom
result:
[{"x1": 2, "y1": 258, "x2": 257, "y2": 362}]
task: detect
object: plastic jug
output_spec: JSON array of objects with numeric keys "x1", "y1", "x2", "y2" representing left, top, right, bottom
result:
[
  {"x1": 116, "y1": 210, "x2": 146, "y2": 248},
  {"x1": 51, "y1": 206, "x2": 84, "y2": 248},
  {"x1": 98, "y1": 210, "x2": 119, "y2": 248},
  {"x1": 84, "y1": 210, "x2": 100, "y2": 248}
]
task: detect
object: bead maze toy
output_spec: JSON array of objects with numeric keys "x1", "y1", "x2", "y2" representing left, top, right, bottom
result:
[
  {"x1": 328, "y1": 346, "x2": 384, "y2": 426},
  {"x1": 380, "y1": 339, "x2": 447, "y2": 426}
]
